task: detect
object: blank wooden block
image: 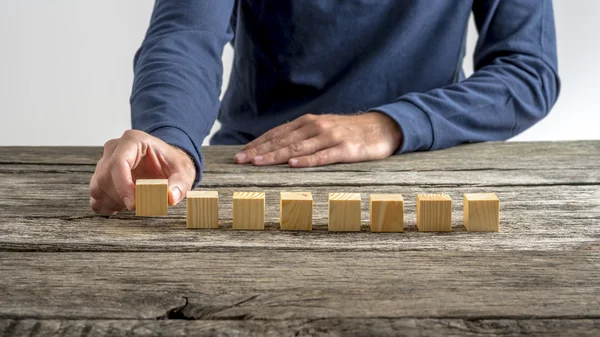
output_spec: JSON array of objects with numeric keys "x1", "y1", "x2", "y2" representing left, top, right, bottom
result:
[
  {"x1": 135, "y1": 179, "x2": 168, "y2": 216},
  {"x1": 464, "y1": 193, "x2": 500, "y2": 232},
  {"x1": 186, "y1": 191, "x2": 219, "y2": 229},
  {"x1": 328, "y1": 193, "x2": 361, "y2": 232},
  {"x1": 370, "y1": 194, "x2": 404, "y2": 232},
  {"x1": 416, "y1": 194, "x2": 452, "y2": 232},
  {"x1": 232, "y1": 192, "x2": 265, "y2": 230},
  {"x1": 280, "y1": 192, "x2": 313, "y2": 231}
]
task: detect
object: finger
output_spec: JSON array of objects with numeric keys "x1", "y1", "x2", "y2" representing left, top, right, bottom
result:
[
  {"x1": 239, "y1": 125, "x2": 318, "y2": 164},
  {"x1": 160, "y1": 146, "x2": 196, "y2": 206},
  {"x1": 90, "y1": 173, "x2": 128, "y2": 214},
  {"x1": 241, "y1": 118, "x2": 305, "y2": 151},
  {"x1": 90, "y1": 157, "x2": 126, "y2": 208},
  {"x1": 89, "y1": 168, "x2": 105, "y2": 202},
  {"x1": 251, "y1": 134, "x2": 336, "y2": 166},
  {"x1": 90, "y1": 196, "x2": 119, "y2": 215},
  {"x1": 236, "y1": 115, "x2": 316, "y2": 163},
  {"x1": 90, "y1": 172, "x2": 122, "y2": 210},
  {"x1": 108, "y1": 141, "x2": 142, "y2": 210},
  {"x1": 91, "y1": 139, "x2": 119, "y2": 197},
  {"x1": 100, "y1": 190, "x2": 127, "y2": 213},
  {"x1": 167, "y1": 172, "x2": 194, "y2": 206},
  {"x1": 289, "y1": 145, "x2": 347, "y2": 168},
  {"x1": 234, "y1": 126, "x2": 299, "y2": 164},
  {"x1": 89, "y1": 145, "x2": 111, "y2": 198},
  {"x1": 102, "y1": 138, "x2": 119, "y2": 156}
]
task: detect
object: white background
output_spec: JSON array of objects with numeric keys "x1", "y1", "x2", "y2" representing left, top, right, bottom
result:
[{"x1": 0, "y1": 1, "x2": 598, "y2": 146}]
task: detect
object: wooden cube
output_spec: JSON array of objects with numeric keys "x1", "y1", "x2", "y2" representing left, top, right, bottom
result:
[
  {"x1": 135, "y1": 179, "x2": 168, "y2": 216},
  {"x1": 280, "y1": 192, "x2": 313, "y2": 231},
  {"x1": 328, "y1": 193, "x2": 361, "y2": 232},
  {"x1": 464, "y1": 193, "x2": 500, "y2": 232},
  {"x1": 416, "y1": 194, "x2": 452, "y2": 232},
  {"x1": 186, "y1": 191, "x2": 219, "y2": 229},
  {"x1": 370, "y1": 194, "x2": 404, "y2": 232},
  {"x1": 232, "y1": 192, "x2": 265, "y2": 230}
]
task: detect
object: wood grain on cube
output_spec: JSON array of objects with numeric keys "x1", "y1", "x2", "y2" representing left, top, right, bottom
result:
[
  {"x1": 280, "y1": 192, "x2": 313, "y2": 231},
  {"x1": 186, "y1": 191, "x2": 219, "y2": 229},
  {"x1": 370, "y1": 194, "x2": 404, "y2": 232},
  {"x1": 328, "y1": 193, "x2": 361, "y2": 232},
  {"x1": 416, "y1": 194, "x2": 452, "y2": 232},
  {"x1": 135, "y1": 179, "x2": 168, "y2": 216},
  {"x1": 232, "y1": 192, "x2": 265, "y2": 230},
  {"x1": 464, "y1": 193, "x2": 500, "y2": 232}
]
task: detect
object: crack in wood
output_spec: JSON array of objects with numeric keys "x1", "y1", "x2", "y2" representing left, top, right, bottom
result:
[
  {"x1": 156, "y1": 297, "x2": 192, "y2": 320},
  {"x1": 80, "y1": 323, "x2": 92, "y2": 337},
  {"x1": 1, "y1": 320, "x2": 18, "y2": 337},
  {"x1": 157, "y1": 295, "x2": 259, "y2": 321},
  {"x1": 27, "y1": 321, "x2": 41, "y2": 337}
]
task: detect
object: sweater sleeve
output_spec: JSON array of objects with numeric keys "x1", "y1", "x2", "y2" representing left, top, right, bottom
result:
[
  {"x1": 130, "y1": 0, "x2": 235, "y2": 186},
  {"x1": 371, "y1": 0, "x2": 560, "y2": 153}
]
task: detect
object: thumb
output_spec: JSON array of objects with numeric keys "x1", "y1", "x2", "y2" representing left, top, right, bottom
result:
[
  {"x1": 168, "y1": 171, "x2": 194, "y2": 206},
  {"x1": 163, "y1": 144, "x2": 197, "y2": 206}
]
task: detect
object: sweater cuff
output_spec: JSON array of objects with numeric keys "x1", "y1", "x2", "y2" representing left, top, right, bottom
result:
[
  {"x1": 150, "y1": 126, "x2": 203, "y2": 188},
  {"x1": 370, "y1": 100, "x2": 434, "y2": 153}
]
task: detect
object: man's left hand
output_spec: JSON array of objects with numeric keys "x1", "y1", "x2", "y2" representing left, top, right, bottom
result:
[{"x1": 233, "y1": 112, "x2": 403, "y2": 167}]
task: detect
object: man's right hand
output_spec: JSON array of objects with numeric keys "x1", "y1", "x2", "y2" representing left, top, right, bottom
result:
[{"x1": 89, "y1": 130, "x2": 196, "y2": 214}]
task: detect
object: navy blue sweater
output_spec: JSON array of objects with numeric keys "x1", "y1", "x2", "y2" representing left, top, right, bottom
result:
[{"x1": 131, "y1": 0, "x2": 560, "y2": 185}]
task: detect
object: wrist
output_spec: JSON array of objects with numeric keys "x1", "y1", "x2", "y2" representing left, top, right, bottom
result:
[
  {"x1": 171, "y1": 145, "x2": 197, "y2": 177},
  {"x1": 149, "y1": 126, "x2": 203, "y2": 187},
  {"x1": 365, "y1": 111, "x2": 403, "y2": 151}
]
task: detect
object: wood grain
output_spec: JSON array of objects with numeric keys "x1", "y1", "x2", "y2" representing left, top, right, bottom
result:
[
  {"x1": 1, "y1": 165, "x2": 599, "y2": 220},
  {"x1": 328, "y1": 193, "x2": 361, "y2": 232},
  {"x1": 280, "y1": 192, "x2": 313, "y2": 231},
  {"x1": 0, "y1": 184, "x2": 598, "y2": 252},
  {"x1": 3, "y1": 164, "x2": 600, "y2": 186},
  {"x1": 2, "y1": 318, "x2": 599, "y2": 337},
  {"x1": 135, "y1": 179, "x2": 168, "y2": 217},
  {"x1": 0, "y1": 251, "x2": 599, "y2": 320},
  {"x1": 464, "y1": 193, "x2": 500, "y2": 232},
  {"x1": 416, "y1": 194, "x2": 452, "y2": 232},
  {"x1": 370, "y1": 194, "x2": 404, "y2": 232},
  {"x1": 6, "y1": 141, "x2": 599, "y2": 170},
  {"x1": 186, "y1": 191, "x2": 218, "y2": 229},
  {"x1": 1, "y1": 142, "x2": 599, "y2": 335},
  {"x1": 232, "y1": 192, "x2": 265, "y2": 230}
]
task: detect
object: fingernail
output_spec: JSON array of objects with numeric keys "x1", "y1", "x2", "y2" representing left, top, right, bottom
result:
[
  {"x1": 171, "y1": 186, "x2": 182, "y2": 202},
  {"x1": 253, "y1": 155, "x2": 263, "y2": 163},
  {"x1": 289, "y1": 159, "x2": 298, "y2": 166},
  {"x1": 124, "y1": 197, "x2": 134, "y2": 211},
  {"x1": 235, "y1": 152, "x2": 246, "y2": 162}
]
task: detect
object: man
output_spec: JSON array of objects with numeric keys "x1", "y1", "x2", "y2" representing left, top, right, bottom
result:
[{"x1": 90, "y1": 1, "x2": 559, "y2": 214}]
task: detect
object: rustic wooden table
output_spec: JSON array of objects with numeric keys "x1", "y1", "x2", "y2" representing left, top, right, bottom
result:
[{"x1": 1, "y1": 141, "x2": 599, "y2": 336}]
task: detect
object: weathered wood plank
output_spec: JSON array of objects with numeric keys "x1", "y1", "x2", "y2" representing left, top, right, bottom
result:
[
  {"x1": 0, "y1": 167, "x2": 598, "y2": 216},
  {"x1": 1, "y1": 142, "x2": 598, "y2": 333},
  {"x1": 3, "y1": 165, "x2": 598, "y2": 188},
  {"x1": 1, "y1": 318, "x2": 599, "y2": 337},
  {"x1": 0, "y1": 146, "x2": 101, "y2": 165},
  {"x1": 1, "y1": 184, "x2": 598, "y2": 252},
  {"x1": 0, "y1": 251, "x2": 598, "y2": 320},
  {"x1": 201, "y1": 141, "x2": 600, "y2": 174},
  {"x1": 0, "y1": 164, "x2": 95, "y2": 174},
  {"x1": 198, "y1": 169, "x2": 600, "y2": 188},
  {"x1": 1, "y1": 141, "x2": 599, "y2": 171}
]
